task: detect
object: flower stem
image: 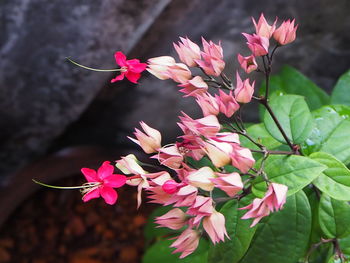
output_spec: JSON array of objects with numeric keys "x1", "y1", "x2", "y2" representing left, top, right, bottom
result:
[
  {"x1": 32, "y1": 179, "x2": 86, "y2": 190},
  {"x1": 66, "y1": 57, "x2": 123, "y2": 72}
]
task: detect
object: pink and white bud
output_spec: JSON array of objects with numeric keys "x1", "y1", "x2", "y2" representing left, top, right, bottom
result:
[
  {"x1": 204, "y1": 140, "x2": 232, "y2": 168},
  {"x1": 234, "y1": 72, "x2": 255, "y2": 103},
  {"x1": 178, "y1": 112, "x2": 221, "y2": 138},
  {"x1": 174, "y1": 37, "x2": 201, "y2": 67},
  {"x1": 273, "y1": 19, "x2": 298, "y2": 45},
  {"x1": 171, "y1": 184, "x2": 198, "y2": 207},
  {"x1": 166, "y1": 63, "x2": 192, "y2": 84},
  {"x1": 196, "y1": 92, "x2": 220, "y2": 116},
  {"x1": 195, "y1": 37, "x2": 225, "y2": 76},
  {"x1": 240, "y1": 198, "x2": 270, "y2": 227},
  {"x1": 216, "y1": 90, "x2": 240, "y2": 117},
  {"x1": 115, "y1": 154, "x2": 146, "y2": 175},
  {"x1": 237, "y1": 54, "x2": 258, "y2": 74},
  {"x1": 211, "y1": 172, "x2": 243, "y2": 197},
  {"x1": 153, "y1": 145, "x2": 184, "y2": 169},
  {"x1": 230, "y1": 145, "x2": 255, "y2": 173},
  {"x1": 210, "y1": 132, "x2": 240, "y2": 144},
  {"x1": 187, "y1": 167, "x2": 216, "y2": 191},
  {"x1": 242, "y1": 33, "x2": 269, "y2": 57},
  {"x1": 179, "y1": 76, "x2": 208, "y2": 97},
  {"x1": 187, "y1": 196, "x2": 213, "y2": 225},
  {"x1": 128, "y1": 121, "x2": 162, "y2": 154},
  {"x1": 162, "y1": 179, "x2": 182, "y2": 194},
  {"x1": 203, "y1": 210, "x2": 229, "y2": 244},
  {"x1": 147, "y1": 56, "x2": 176, "y2": 80},
  {"x1": 252, "y1": 14, "x2": 277, "y2": 39},
  {"x1": 155, "y1": 208, "x2": 187, "y2": 230},
  {"x1": 170, "y1": 228, "x2": 200, "y2": 258},
  {"x1": 263, "y1": 183, "x2": 288, "y2": 211}
]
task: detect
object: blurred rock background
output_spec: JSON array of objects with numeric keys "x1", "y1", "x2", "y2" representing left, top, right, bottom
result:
[{"x1": 1, "y1": 0, "x2": 350, "y2": 184}]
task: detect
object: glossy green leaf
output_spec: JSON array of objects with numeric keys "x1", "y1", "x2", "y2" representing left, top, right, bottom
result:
[
  {"x1": 239, "y1": 123, "x2": 281, "y2": 150},
  {"x1": 339, "y1": 236, "x2": 350, "y2": 256},
  {"x1": 240, "y1": 191, "x2": 312, "y2": 263},
  {"x1": 260, "y1": 65, "x2": 329, "y2": 111},
  {"x1": 263, "y1": 94, "x2": 314, "y2": 144},
  {"x1": 310, "y1": 152, "x2": 350, "y2": 201},
  {"x1": 207, "y1": 196, "x2": 257, "y2": 263},
  {"x1": 318, "y1": 194, "x2": 350, "y2": 239},
  {"x1": 301, "y1": 105, "x2": 350, "y2": 165},
  {"x1": 252, "y1": 155, "x2": 326, "y2": 197},
  {"x1": 142, "y1": 238, "x2": 208, "y2": 263},
  {"x1": 331, "y1": 69, "x2": 350, "y2": 106}
]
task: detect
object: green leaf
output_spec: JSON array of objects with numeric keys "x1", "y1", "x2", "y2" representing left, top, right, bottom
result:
[
  {"x1": 339, "y1": 235, "x2": 350, "y2": 256},
  {"x1": 144, "y1": 206, "x2": 182, "y2": 243},
  {"x1": 263, "y1": 94, "x2": 314, "y2": 144},
  {"x1": 310, "y1": 152, "x2": 350, "y2": 201},
  {"x1": 142, "y1": 238, "x2": 208, "y2": 263},
  {"x1": 318, "y1": 194, "x2": 350, "y2": 239},
  {"x1": 207, "y1": 196, "x2": 257, "y2": 263},
  {"x1": 239, "y1": 123, "x2": 281, "y2": 150},
  {"x1": 301, "y1": 105, "x2": 350, "y2": 165},
  {"x1": 252, "y1": 155, "x2": 326, "y2": 197},
  {"x1": 260, "y1": 66, "x2": 329, "y2": 111},
  {"x1": 240, "y1": 191, "x2": 312, "y2": 263},
  {"x1": 331, "y1": 69, "x2": 350, "y2": 106}
]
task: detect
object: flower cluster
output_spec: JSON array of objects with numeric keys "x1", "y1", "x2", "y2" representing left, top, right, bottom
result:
[{"x1": 75, "y1": 14, "x2": 297, "y2": 258}]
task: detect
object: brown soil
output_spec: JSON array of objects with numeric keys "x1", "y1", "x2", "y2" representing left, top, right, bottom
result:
[{"x1": 0, "y1": 176, "x2": 154, "y2": 263}]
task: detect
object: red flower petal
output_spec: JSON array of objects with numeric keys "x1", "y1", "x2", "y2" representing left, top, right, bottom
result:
[
  {"x1": 111, "y1": 72, "x2": 125, "y2": 83},
  {"x1": 127, "y1": 60, "x2": 147, "y2": 73},
  {"x1": 82, "y1": 188, "x2": 100, "y2": 202},
  {"x1": 125, "y1": 71, "x2": 141, "y2": 84},
  {"x1": 97, "y1": 161, "x2": 114, "y2": 179},
  {"x1": 100, "y1": 186, "x2": 118, "y2": 205},
  {"x1": 104, "y1": 174, "x2": 127, "y2": 188},
  {"x1": 114, "y1": 51, "x2": 127, "y2": 67},
  {"x1": 81, "y1": 168, "x2": 99, "y2": 182}
]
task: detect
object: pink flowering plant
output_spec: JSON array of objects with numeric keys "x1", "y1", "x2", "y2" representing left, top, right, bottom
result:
[{"x1": 35, "y1": 14, "x2": 350, "y2": 263}]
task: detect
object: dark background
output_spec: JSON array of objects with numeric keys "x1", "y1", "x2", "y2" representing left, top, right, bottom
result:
[{"x1": 1, "y1": 0, "x2": 350, "y2": 223}]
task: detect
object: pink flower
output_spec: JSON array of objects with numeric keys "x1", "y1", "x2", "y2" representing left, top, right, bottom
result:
[
  {"x1": 211, "y1": 172, "x2": 243, "y2": 197},
  {"x1": 166, "y1": 63, "x2": 192, "y2": 83},
  {"x1": 170, "y1": 228, "x2": 200, "y2": 258},
  {"x1": 216, "y1": 90, "x2": 240, "y2": 117},
  {"x1": 252, "y1": 14, "x2": 277, "y2": 39},
  {"x1": 128, "y1": 121, "x2": 162, "y2": 154},
  {"x1": 263, "y1": 183, "x2": 288, "y2": 212},
  {"x1": 230, "y1": 145, "x2": 255, "y2": 173},
  {"x1": 187, "y1": 167, "x2": 216, "y2": 191},
  {"x1": 240, "y1": 198, "x2": 270, "y2": 227},
  {"x1": 240, "y1": 183, "x2": 288, "y2": 227},
  {"x1": 273, "y1": 19, "x2": 298, "y2": 45},
  {"x1": 81, "y1": 161, "x2": 126, "y2": 205},
  {"x1": 147, "y1": 56, "x2": 176, "y2": 80},
  {"x1": 179, "y1": 76, "x2": 208, "y2": 97},
  {"x1": 111, "y1": 51, "x2": 147, "y2": 84},
  {"x1": 203, "y1": 210, "x2": 229, "y2": 244},
  {"x1": 196, "y1": 37, "x2": 225, "y2": 76},
  {"x1": 153, "y1": 145, "x2": 184, "y2": 169},
  {"x1": 203, "y1": 140, "x2": 233, "y2": 168},
  {"x1": 155, "y1": 208, "x2": 187, "y2": 230},
  {"x1": 237, "y1": 54, "x2": 258, "y2": 74},
  {"x1": 115, "y1": 154, "x2": 146, "y2": 175},
  {"x1": 178, "y1": 112, "x2": 221, "y2": 138},
  {"x1": 174, "y1": 37, "x2": 201, "y2": 67},
  {"x1": 170, "y1": 184, "x2": 198, "y2": 207},
  {"x1": 210, "y1": 132, "x2": 240, "y2": 144},
  {"x1": 242, "y1": 33, "x2": 269, "y2": 57},
  {"x1": 196, "y1": 92, "x2": 220, "y2": 116},
  {"x1": 234, "y1": 72, "x2": 255, "y2": 103},
  {"x1": 187, "y1": 196, "x2": 213, "y2": 226}
]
